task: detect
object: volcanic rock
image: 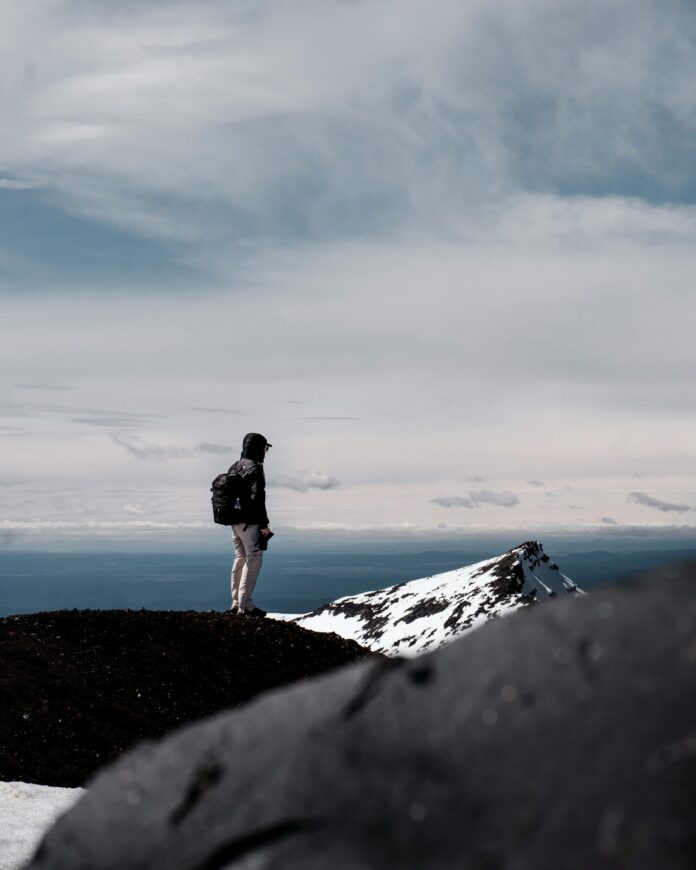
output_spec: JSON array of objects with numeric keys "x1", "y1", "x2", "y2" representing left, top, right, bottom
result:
[{"x1": 0, "y1": 609, "x2": 374, "y2": 787}]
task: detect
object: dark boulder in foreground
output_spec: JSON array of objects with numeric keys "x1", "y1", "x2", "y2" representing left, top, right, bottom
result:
[
  {"x1": 29, "y1": 564, "x2": 696, "y2": 869},
  {"x1": 0, "y1": 609, "x2": 375, "y2": 787}
]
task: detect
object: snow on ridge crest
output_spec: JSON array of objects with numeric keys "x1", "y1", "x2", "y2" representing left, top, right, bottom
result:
[{"x1": 275, "y1": 541, "x2": 584, "y2": 657}]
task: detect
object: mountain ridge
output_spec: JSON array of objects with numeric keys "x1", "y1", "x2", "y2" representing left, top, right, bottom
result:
[{"x1": 276, "y1": 540, "x2": 584, "y2": 655}]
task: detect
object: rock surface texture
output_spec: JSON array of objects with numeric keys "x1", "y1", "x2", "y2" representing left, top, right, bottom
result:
[
  {"x1": 28, "y1": 564, "x2": 696, "y2": 870},
  {"x1": 283, "y1": 540, "x2": 583, "y2": 655}
]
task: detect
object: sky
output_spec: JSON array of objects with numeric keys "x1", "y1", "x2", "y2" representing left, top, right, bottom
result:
[{"x1": 2, "y1": 0, "x2": 696, "y2": 549}]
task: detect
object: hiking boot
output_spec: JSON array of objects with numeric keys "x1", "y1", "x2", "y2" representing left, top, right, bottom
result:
[
  {"x1": 246, "y1": 606, "x2": 267, "y2": 618},
  {"x1": 229, "y1": 606, "x2": 239, "y2": 615}
]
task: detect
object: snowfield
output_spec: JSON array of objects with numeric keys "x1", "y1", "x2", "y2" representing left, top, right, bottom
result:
[{"x1": 0, "y1": 781, "x2": 83, "y2": 870}]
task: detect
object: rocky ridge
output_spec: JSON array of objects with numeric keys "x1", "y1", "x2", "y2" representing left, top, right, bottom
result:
[
  {"x1": 0, "y1": 608, "x2": 375, "y2": 787},
  {"x1": 280, "y1": 541, "x2": 583, "y2": 655}
]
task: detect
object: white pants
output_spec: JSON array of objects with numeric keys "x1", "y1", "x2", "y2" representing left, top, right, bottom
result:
[{"x1": 231, "y1": 523, "x2": 264, "y2": 612}]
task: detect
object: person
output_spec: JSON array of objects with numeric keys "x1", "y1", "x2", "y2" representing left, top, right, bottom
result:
[{"x1": 228, "y1": 432, "x2": 273, "y2": 617}]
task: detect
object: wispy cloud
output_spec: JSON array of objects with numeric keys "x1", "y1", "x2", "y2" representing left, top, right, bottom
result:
[
  {"x1": 0, "y1": 178, "x2": 38, "y2": 190},
  {"x1": 600, "y1": 517, "x2": 618, "y2": 525},
  {"x1": 121, "y1": 499, "x2": 159, "y2": 516},
  {"x1": 302, "y1": 416, "x2": 361, "y2": 421},
  {"x1": 0, "y1": 406, "x2": 33, "y2": 419},
  {"x1": 196, "y1": 442, "x2": 233, "y2": 455},
  {"x1": 188, "y1": 407, "x2": 242, "y2": 415},
  {"x1": 269, "y1": 470, "x2": 339, "y2": 493},
  {"x1": 12, "y1": 383, "x2": 74, "y2": 391},
  {"x1": 431, "y1": 496, "x2": 477, "y2": 509},
  {"x1": 74, "y1": 417, "x2": 152, "y2": 428},
  {"x1": 527, "y1": 479, "x2": 546, "y2": 487},
  {"x1": 432, "y1": 490, "x2": 520, "y2": 509},
  {"x1": 627, "y1": 491, "x2": 693, "y2": 513},
  {"x1": 0, "y1": 520, "x2": 206, "y2": 532},
  {"x1": 4, "y1": 402, "x2": 157, "y2": 427},
  {"x1": 470, "y1": 490, "x2": 520, "y2": 508},
  {"x1": 5, "y1": 0, "x2": 696, "y2": 258},
  {"x1": 111, "y1": 432, "x2": 232, "y2": 460}
]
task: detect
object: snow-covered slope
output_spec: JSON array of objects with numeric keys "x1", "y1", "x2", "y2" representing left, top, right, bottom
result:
[
  {"x1": 0, "y1": 781, "x2": 84, "y2": 870},
  {"x1": 274, "y1": 541, "x2": 584, "y2": 657}
]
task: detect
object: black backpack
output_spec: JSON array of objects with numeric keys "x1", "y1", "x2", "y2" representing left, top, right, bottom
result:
[{"x1": 210, "y1": 469, "x2": 243, "y2": 526}]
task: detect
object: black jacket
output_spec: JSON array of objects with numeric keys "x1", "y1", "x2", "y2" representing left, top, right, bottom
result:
[{"x1": 228, "y1": 433, "x2": 270, "y2": 527}]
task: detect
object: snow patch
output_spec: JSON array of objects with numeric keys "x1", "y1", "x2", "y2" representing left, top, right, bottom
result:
[{"x1": 0, "y1": 781, "x2": 84, "y2": 870}]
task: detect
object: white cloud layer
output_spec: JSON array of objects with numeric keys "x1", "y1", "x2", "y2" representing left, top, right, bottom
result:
[{"x1": 269, "y1": 470, "x2": 339, "y2": 493}]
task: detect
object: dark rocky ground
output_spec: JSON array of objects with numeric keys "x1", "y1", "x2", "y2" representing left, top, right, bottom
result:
[{"x1": 0, "y1": 609, "x2": 375, "y2": 787}]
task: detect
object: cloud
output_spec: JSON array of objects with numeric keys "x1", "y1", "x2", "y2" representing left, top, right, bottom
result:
[
  {"x1": 4, "y1": 0, "x2": 696, "y2": 263},
  {"x1": 197, "y1": 442, "x2": 234, "y2": 455},
  {"x1": 74, "y1": 417, "x2": 153, "y2": 428},
  {"x1": 269, "y1": 470, "x2": 339, "y2": 493},
  {"x1": 13, "y1": 383, "x2": 74, "y2": 391},
  {"x1": 432, "y1": 490, "x2": 520, "y2": 509},
  {"x1": 470, "y1": 490, "x2": 520, "y2": 508},
  {"x1": 5, "y1": 402, "x2": 156, "y2": 427},
  {"x1": 0, "y1": 178, "x2": 38, "y2": 190},
  {"x1": 0, "y1": 520, "x2": 206, "y2": 532},
  {"x1": 0, "y1": 406, "x2": 33, "y2": 418},
  {"x1": 431, "y1": 496, "x2": 477, "y2": 509},
  {"x1": 121, "y1": 501, "x2": 158, "y2": 516},
  {"x1": 627, "y1": 491, "x2": 693, "y2": 513},
  {"x1": 188, "y1": 407, "x2": 242, "y2": 415},
  {"x1": 287, "y1": 520, "x2": 696, "y2": 540},
  {"x1": 600, "y1": 517, "x2": 618, "y2": 525},
  {"x1": 111, "y1": 432, "x2": 232, "y2": 460},
  {"x1": 3, "y1": 3, "x2": 696, "y2": 538},
  {"x1": 302, "y1": 416, "x2": 362, "y2": 421},
  {"x1": 527, "y1": 479, "x2": 546, "y2": 487}
]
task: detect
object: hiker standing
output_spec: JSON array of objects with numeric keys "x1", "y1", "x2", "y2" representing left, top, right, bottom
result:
[{"x1": 228, "y1": 433, "x2": 273, "y2": 617}]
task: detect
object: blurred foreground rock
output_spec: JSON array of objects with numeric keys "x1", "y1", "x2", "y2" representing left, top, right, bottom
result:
[{"x1": 28, "y1": 565, "x2": 696, "y2": 869}]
